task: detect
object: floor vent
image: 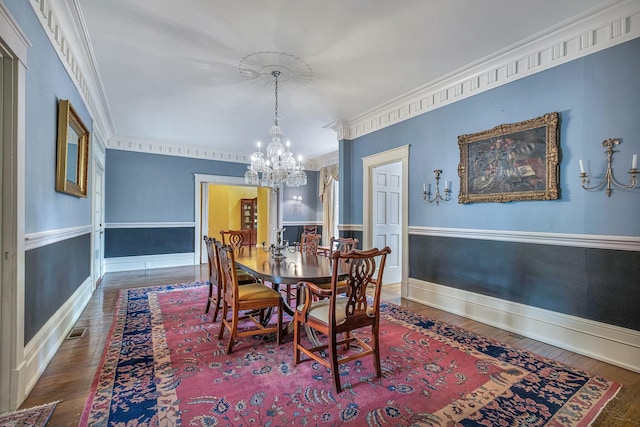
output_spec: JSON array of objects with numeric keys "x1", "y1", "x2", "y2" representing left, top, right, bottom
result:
[
  {"x1": 509, "y1": 332, "x2": 525, "y2": 339},
  {"x1": 66, "y1": 327, "x2": 86, "y2": 339}
]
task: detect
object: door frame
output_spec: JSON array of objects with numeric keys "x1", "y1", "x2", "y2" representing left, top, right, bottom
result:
[
  {"x1": 362, "y1": 145, "x2": 409, "y2": 298},
  {"x1": 0, "y1": 4, "x2": 30, "y2": 411}
]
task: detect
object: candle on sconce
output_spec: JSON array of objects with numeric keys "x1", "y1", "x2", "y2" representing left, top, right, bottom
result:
[
  {"x1": 423, "y1": 182, "x2": 426, "y2": 192},
  {"x1": 444, "y1": 180, "x2": 449, "y2": 191},
  {"x1": 428, "y1": 183, "x2": 432, "y2": 193},
  {"x1": 579, "y1": 160, "x2": 585, "y2": 174},
  {"x1": 633, "y1": 154, "x2": 638, "y2": 170}
]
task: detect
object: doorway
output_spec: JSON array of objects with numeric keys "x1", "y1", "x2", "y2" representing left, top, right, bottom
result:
[
  {"x1": 362, "y1": 145, "x2": 409, "y2": 298},
  {"x1": 194, "y1": 174, "x2": 275, "y2": 265}
]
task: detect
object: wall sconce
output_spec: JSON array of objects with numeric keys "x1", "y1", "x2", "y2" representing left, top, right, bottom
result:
[
  {"x1": 422, "y1": 169, "x2": 451, "y2": 206},
  {"x1": 292, "y1": 195, "x2": 302, "y2": 205},
  {"x1": 579, "y1": 138, "x2": 638, "y2": 197}
]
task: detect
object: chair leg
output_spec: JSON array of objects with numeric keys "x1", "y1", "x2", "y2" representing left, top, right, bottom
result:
[
  {"x1": 286, "y1": 284, "x2": 295, "y2": 307},
  {"x1": 205, "y1": 280, "x2": 215, "y2": 313},
  {"x1": 211, "y1": 284, "x2": 221, "y2": 323},
  {"x1": 276, "y1": 301, "x2": 283, "y2": 345},
  {"x1": 328, "y1": 333, "x2": 342, "y2": 393},
  {"x1": 293, "y1": 313, "x2": 300, "y2": 365},
  {"x1": 372, "y1": 324, "x2": 381, "y2": 378},
  {"x1": 226, "y1": 313, "x2": 238, "y2": 354},
  {"x1": 218, "y1": 302, "x2": 228, "y2": 339}
]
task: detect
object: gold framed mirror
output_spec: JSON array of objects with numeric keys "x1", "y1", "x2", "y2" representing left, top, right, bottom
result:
[{"x1": 56, "y1": 99, "x2": 90, "y2": 197}]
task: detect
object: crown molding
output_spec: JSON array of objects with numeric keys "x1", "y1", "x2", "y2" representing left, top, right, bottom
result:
[
  {"x1": 331, "y1": 0, "x2": 640, "y2": 141},
  {"x1": 28, "y1": 0, "x2": 114, "y2": 135},
  {"x1": 107, "y1": 136, "x2": 328, "y2": 171},
  {"x1": 107, "y1": 136, "x2": 252, "y2": 164},
  {"x1": 312, "y1": 151, "x2": 339, "y2": 169}
]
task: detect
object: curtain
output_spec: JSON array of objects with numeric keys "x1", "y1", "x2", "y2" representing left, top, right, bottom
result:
[{"x1": 319, "y1": 165, "x2": 339, "y2": 246}]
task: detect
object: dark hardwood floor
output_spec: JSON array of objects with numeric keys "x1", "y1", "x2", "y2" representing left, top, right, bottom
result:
[{"x1": 20, "y1": 265, "x2": 640, "y2": 426}]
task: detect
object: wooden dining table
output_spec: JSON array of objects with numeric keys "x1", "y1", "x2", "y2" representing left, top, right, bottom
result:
[{"x1": 233, "y1": 247, "x2": 344, "y2": 315}]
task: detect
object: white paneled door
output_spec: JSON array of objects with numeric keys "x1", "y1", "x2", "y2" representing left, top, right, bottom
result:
[
  {"x1": 93, "y1": 161, "x2": 104, "y2": 286},
  {"x1": 373, "y1": 162, "x2": 402, "y2": 284}
]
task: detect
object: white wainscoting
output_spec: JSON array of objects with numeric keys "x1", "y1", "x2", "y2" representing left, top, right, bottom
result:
[
  {"x1": 104, "y1": 253, "x2": 196, "y2": 273},
  {"x1": 19, "y1": 276, "x2": 93, "y2": 403},
  {"x1": 407, "y1": 278, "x2": 640, "y2": 373}
]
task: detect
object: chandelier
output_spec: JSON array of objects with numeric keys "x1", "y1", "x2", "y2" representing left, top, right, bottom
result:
[{"x1": 244, "y1": 69, "x2": 307, "y2": 188}]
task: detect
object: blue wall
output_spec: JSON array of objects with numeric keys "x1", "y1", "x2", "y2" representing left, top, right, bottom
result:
[
  {"x1": 5, "y1": 0, "x2": 94, "y2": 342},
  {"x1": 105, "y1": 149, "x2": 320, "y2": 256},
  {"x1": 281, "y1": 171, "x2": 320, "y2": 223},
  {"x1": 106, "y1": 150, "x2": 246, "y2": 222},
  {"x1": 342, "y1": 38, "x2": 640, "y2": 331},
  {"x1": 6, "y1": 0, "x2": 93, "y2": 233},
  {"x1": 344, "y1": 38, "x2": 640, "y2": 237}
]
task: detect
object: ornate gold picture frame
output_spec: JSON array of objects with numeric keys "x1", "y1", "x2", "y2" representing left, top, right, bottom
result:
[
  {"x1": 56, "y1": 99, "x2": 89, "y2": 197},
  {"x1": 457, "y1": 112, "x2": 560, "y2": 204}
]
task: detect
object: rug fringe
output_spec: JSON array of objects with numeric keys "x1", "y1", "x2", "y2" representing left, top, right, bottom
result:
[{"x1": 0, "y1": 400, "x2": 60, "y2": 416}]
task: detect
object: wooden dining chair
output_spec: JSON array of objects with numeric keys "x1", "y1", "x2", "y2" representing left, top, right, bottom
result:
[
  {"x1": 220, "y1": 229, "x2": 252, "y2": 249},
  {"x1": 217, "y1": 241, "x2": 283, "y2": 354},
  {"x1": 219, "y1": 230, "x2": 256, "y2": 285},
  {"x1": 329, "y1": 236, "x2": 359, "y2": 256},
  {"x1": 282, "y1": 232, "x2": 323, "y2": 307},
  {"x1": 299, "y1": 232, "x2": 321, "y2": 256},
  {"x1": 303, "y1": 224, "x2": 317, "y2": 235},
  {"x1": 311, "y1": 237, "x2": 360, "y2": 294},
  {"x1": 293, "y1": 246, "x2": 391, "y2": 392},
  {"x1": 203, "y1": 236, "x2": 223, "y2": 322}
]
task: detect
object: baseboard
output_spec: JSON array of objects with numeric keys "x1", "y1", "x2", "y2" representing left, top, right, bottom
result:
[
  {"x1": 407, "y1": 278, "x2": 640, "y2": 373},
  {"x1": 18, "y1": 276, "x2": 93, "y2": 403},
  {"x1": 104, "y1": 253, "x2": 195, "y2": 273}
]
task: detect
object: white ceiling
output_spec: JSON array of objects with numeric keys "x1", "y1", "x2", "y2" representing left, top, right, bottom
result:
[{"x1": 76, "y1": 0, "x2": 613, "y2": 163}]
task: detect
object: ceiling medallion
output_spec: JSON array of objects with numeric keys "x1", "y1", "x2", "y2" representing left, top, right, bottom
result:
[{"x1": 238, "y1": 51, "x2": 313, "y2": 86}]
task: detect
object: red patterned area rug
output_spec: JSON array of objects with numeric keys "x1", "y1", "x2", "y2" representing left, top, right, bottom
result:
[
  {"x1": 0, "y1": 401, "x2": 58, "y2": 427},
  {"x1": 80, "y1": 283, "x2": 620, "y2": 426}
]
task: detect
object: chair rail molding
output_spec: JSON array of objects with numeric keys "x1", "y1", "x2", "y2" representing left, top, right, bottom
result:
[
  {"x1": 409, "y1": 226, "x2": 640, "y2": 252},
  {"x1": 105, "y1": 222, "x2": 196, "y2": 229},
  {"x1": 24, "y1": 225, "x2": 92, "y2": 251}
]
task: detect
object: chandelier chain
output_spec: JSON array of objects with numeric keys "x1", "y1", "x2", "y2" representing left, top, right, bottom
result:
[{"x1": 273, "y1": 71, "x2": 280, "y2": 126}]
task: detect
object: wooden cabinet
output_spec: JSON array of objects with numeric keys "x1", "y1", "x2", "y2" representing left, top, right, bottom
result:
[{"x1": 240, "y1": 198, "x2": 257, "y2": 245}]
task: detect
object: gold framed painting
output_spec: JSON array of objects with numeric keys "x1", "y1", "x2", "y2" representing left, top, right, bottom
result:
[
  {"x1": 457, "y1": 112, "x2": 560, "y2": 204},
  {"x1": 56, "y1": 99, "x2": 90, "y2": 197}
]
